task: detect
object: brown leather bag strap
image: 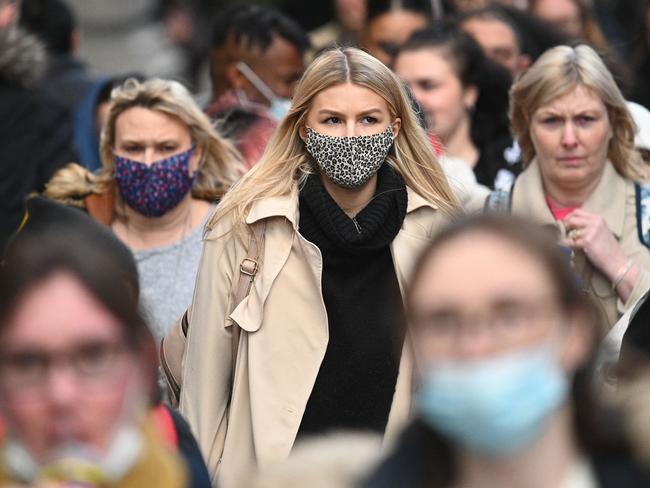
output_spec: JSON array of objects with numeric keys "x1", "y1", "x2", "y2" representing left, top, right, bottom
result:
[{"x1": 230, "y1": 221, "x2": 267, "y2": 383}]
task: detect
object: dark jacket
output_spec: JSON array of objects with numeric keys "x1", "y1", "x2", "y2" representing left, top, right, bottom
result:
[
  {"x1": 0, "y1": 28, "x2": 76, "y2": 250},
  {"x1": 364, "y1": 420, "x2": 650, "y2": 488}
]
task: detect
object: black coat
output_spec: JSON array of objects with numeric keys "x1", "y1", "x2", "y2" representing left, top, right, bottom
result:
[
  {"x1": 364, "y1": 420, "x2": 650, "y2": 488},
  {"x1": 0, "y1": 81, "x2": 75, "y2": 250}
]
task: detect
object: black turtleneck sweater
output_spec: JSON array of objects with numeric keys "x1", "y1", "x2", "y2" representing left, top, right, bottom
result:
[{"x1": 297, "y1": 165, "x2": 408, "y2": 436}]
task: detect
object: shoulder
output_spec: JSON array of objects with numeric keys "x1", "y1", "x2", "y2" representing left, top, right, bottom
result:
[
  {"x1": 363, "y1": 421, "x2": 442, "y2": 488},
  {"x1": 592, "y1": 451, "x2": 650, "y2": 487}
]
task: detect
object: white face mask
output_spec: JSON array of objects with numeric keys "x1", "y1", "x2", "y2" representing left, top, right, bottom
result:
[
  {"x1": 235, "y1": 61, "x2": 292, "y2": 121},
  {"x1": 3, "y1": 423, "x2": 144, "y2": 485}
]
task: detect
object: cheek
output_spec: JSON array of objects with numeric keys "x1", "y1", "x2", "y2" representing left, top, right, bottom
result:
[{"x1": 530, "y1": 126, "x2": 557, "y2": 157}]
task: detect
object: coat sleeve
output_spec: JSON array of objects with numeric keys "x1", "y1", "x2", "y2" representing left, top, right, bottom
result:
[{"x1": 179, "y1": 223, "x2": 240, "y2": 480}]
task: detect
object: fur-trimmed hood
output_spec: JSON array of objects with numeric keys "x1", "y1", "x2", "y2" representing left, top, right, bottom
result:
[{"x1": 0, "y1": 26, "x2": 46, "y2": 87}]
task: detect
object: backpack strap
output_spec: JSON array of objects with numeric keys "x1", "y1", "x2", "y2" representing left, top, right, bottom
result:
[
  {"x1": 636, "y1": 182, "x2": 650, "y2": 250},
  {"x1": 483, "y1": 189, "x2": 512, "y2": 214}
]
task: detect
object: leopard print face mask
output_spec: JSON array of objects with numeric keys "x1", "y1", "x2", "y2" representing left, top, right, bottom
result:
[{"x1": 305, "y1": 125, "x2": 395, "y2": 189}]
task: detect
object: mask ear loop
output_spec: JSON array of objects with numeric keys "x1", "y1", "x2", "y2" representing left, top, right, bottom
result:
[{"x1": 235, "y1": 61, "x2": 277, "y2": 104}]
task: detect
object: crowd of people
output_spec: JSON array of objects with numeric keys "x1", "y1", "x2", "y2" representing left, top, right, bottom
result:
[{"x1": 1, "y1": 0, "x2": 650, "y2": 487}]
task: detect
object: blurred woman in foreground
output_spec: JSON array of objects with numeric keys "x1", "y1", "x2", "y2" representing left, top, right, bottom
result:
[
  {"x1": 366, "y1": 215, "x2": 650, "y2": 488},
  {"x1": 0, "y1": 198, "x2": 189, "y2": 487}
]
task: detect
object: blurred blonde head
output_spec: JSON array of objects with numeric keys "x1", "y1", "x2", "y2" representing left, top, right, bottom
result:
[
  {"x1": 510, "y1": 44, "x2": 645, "y2": 181},
  {"x1": 100, "y1": 77, "x2": 244, "y2": 201},
  {"x1": 212, "y1": 47, "x2": 458, "y2": 237}
]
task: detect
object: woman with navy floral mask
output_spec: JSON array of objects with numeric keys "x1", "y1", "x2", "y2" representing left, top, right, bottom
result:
[
  {"x1": 171, "y1": 47, "x2": 458, "y2": 487},
  {"x1": 365, "y1": 215, "x2": 650, "y2": 488},
  {"x1": 46, "y1": 78, "x2": 244, "y2": 342}
]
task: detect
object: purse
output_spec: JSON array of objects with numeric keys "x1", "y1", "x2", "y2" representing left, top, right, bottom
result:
[{"x1": 160, "y1": 221, "x2": 267, "y2": 406}]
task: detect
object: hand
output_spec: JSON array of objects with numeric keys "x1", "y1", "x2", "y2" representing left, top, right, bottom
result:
[{"x1": 564, "y1": 209, "x2": 627, "y2": 279}]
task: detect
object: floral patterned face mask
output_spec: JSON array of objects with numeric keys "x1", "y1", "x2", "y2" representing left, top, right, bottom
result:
[{"x1": 114, "y1": 144, "x2": 196, "y2": 218}]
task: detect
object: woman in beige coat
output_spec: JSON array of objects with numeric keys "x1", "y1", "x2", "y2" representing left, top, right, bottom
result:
[
  {"x1": 179, "y1": 47, "x2": 458, "y2": 487},
  {"x1": 505, "y1": 44, "x2": 650, "y2": 330}
]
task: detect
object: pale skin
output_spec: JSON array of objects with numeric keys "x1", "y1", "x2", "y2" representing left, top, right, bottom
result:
[
  {"x1": 529, "y1": 85, "x2": 640, "y2": 302},
  {"x1": 394, "y1": 48, "x2": 479, "y2": 168},
  {"x1": 299, "y1": 82, "x2": 401, "y2": 217},
  {"x1": 110, "y1": 107, "x2": 211, "y2": 251},
  {"x1": 0, "y1": 273, "x2": 146, "y2": 461},
  {"x1": 409, "y1": 231, "x2": 591, "y2": 488}
]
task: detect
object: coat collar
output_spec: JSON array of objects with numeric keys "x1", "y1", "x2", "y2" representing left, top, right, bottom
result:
[
  {"x1": 245, "y1": 185, "x2": 438, "y2": 228},
  {"x1": 513, "y1": 160, "x2": 628, "y2": 238}
]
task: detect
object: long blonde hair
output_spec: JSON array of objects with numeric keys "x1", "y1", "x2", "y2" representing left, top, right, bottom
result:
[
  {"x1": 510, "y1": 44, "x2": 645, "y2": 181},
  {"x1": 212, "y1": 47, "x2": 457, "y2": 236},
  {"x1": 99, "y1": 78, "x2": 244, "y2": 201}
]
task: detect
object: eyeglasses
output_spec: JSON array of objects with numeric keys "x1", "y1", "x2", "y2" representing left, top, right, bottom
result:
[
  {"x1": 409, "y1": 298, "x2": 559, "y2": 347},
  {"x1": 0, "y1": 340, "x2": 130, "y2": 393}
]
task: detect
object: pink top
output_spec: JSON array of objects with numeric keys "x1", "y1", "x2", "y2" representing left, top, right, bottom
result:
[{"x1": 545, "y1": 196, "x2": 579, "y2": 221}]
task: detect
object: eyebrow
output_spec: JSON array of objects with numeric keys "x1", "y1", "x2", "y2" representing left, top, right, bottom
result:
[{"x1": 316, "y1": 108, "x2": 384, "y2": 117}]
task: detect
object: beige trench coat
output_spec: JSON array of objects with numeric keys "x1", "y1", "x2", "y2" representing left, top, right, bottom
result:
[
  {"x1": 179, "y1": 186, "x2": 449, "y2": 487},
  {"x1": 510, "y1": 160, "x2": 650, "y2": 329}
]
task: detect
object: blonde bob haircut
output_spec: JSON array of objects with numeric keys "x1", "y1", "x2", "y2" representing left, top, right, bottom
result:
[
  {"x1": 99, "y1": 78, "x2": 244, "y2": 201},
  {"x1": 212, "y1": 47, "x2": 458, "y2": 236},
  {"x1": 510, "y1": 44, "x2": 644, "y2": 181}
]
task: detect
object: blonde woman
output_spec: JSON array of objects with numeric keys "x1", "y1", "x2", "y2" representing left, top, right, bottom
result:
[
  {"x1": 506, "y1": 44, "x2": 650, "y2": 329},
  {"x1": 45, "y1": 78, "x2": 244, "y2": 341},
  {"x1": 178, "y1": 47, "x2": 458, "y2": 486}
]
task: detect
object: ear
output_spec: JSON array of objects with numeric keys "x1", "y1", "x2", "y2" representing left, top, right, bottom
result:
[
  {"x1": 392, "y1": 118, "x2": 402, "y2": 139},
  {"x1": 517, "y1": 54, "x2": 531, "y2": 75},
  {"x1": 70, "y1": 30, "x2": 81, "y2": 54},
  {"x1": 463, "y1": 85, "x2": 479, "y2": 111},
  {"x1": 299, "y1": 125, "x2": 308, "y2": 143},
  {"x1": 558, "y1": 309, "x2": 594, "y2": 373},
  {"x1": 225, "y1": 62, "x2": 247, "y2": 90},
  {"x1": 190, "y1": 144, "x2": 203, "y2": 174}
]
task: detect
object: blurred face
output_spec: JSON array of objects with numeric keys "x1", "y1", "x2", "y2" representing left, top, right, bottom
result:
[
  {"x1": 461, "y1": 18, "x2": 522, "y2": 78},
  {"x1": 244, "y1": 35, "x2": 305, "y2": 103},
  {"x1": 395, "y1": 48, "x2": 476, "y2": 142},
  {"x1": 113, "y1": 107, "x2": 201, "y2": 171},
  {"x1": 0, "y1": 272, "x2": 145, "y2": 459},
  {"x1": 531, "y1": 0, "x2": 582, "y2": 39},
  {"x1": 409, "y1": 232, "x2": 567, "y2": 366},
  {"x1": 362, "y1": 10, "x2": 429, "y2": 66},
  {"x1": 529, "y1": 84, "x2": 612, "y2": 194},
  {"x1": 302, "y1": 82, "x2": 400, "y2": 138}
]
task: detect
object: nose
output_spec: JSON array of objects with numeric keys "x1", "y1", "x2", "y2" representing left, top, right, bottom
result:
[
  {"x1": 344, "y1": 121, "x2": 357, "y2": 138},
  {"x1": 143, "y1": 147, "x2": 156, "y2": 165},
  {"x1": 454, "y1": 322, "x2": 498, "y2": 359},
  {"x1": 43, "y1": 365, "x2": 81, "y2": 410},
  {"x1": 561, "y1": 122, "x2": 578, "y2": 148}
]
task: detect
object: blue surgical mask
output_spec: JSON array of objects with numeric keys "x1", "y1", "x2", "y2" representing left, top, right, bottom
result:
[
  {"x1": 235, "y1": 61, "x2": 292, "y2": 121},
  {"x1": 417, "y1": 340, "x2": 569, "y2": 457}
]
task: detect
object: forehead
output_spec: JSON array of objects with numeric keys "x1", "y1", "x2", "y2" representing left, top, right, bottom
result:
[
  {"x1": 114, "y1": 107, "x2": 190, "y2": 141},
  {"x1": 395, "y1": 48, "x2": 456, "y2": 79},
  {"x1": 410, "y1": 232, "x2": 554, "y2": 309},
  {"x1": 249, "y1": 35, "x2": 304, "y2": 74},
  {"x1": 462, "y1": 17, "x2": 518, "y2": 47},
  {"x1": 3, "y1": 272, "x2": 123, "y2": 350},
  {"x1": 533, "y1": 84, "x2": 607, "y2": 114},
  {"x1": 368, "y1": 10, "x2": 429, "y2": 42},
  {"x1": 309, "y1": 82, "x2": 391, "y2": 113}
]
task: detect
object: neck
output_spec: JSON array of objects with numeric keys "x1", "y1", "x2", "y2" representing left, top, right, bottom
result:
[
  {"x1": 455, "y1": 406, "x2": 582, "y2": 488},
  {"x1": 542, "y1": 171, "x2": 602, "y2": 208},
  {"x1": 442, "y1": 116, "x2": 478, "y2": 168},
  {"x1": 115, "y1": 195, "x2": 193, "y2": 250},
  {"x1": 320, "y1": 174, "x2": 378, "y2": 217}
]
